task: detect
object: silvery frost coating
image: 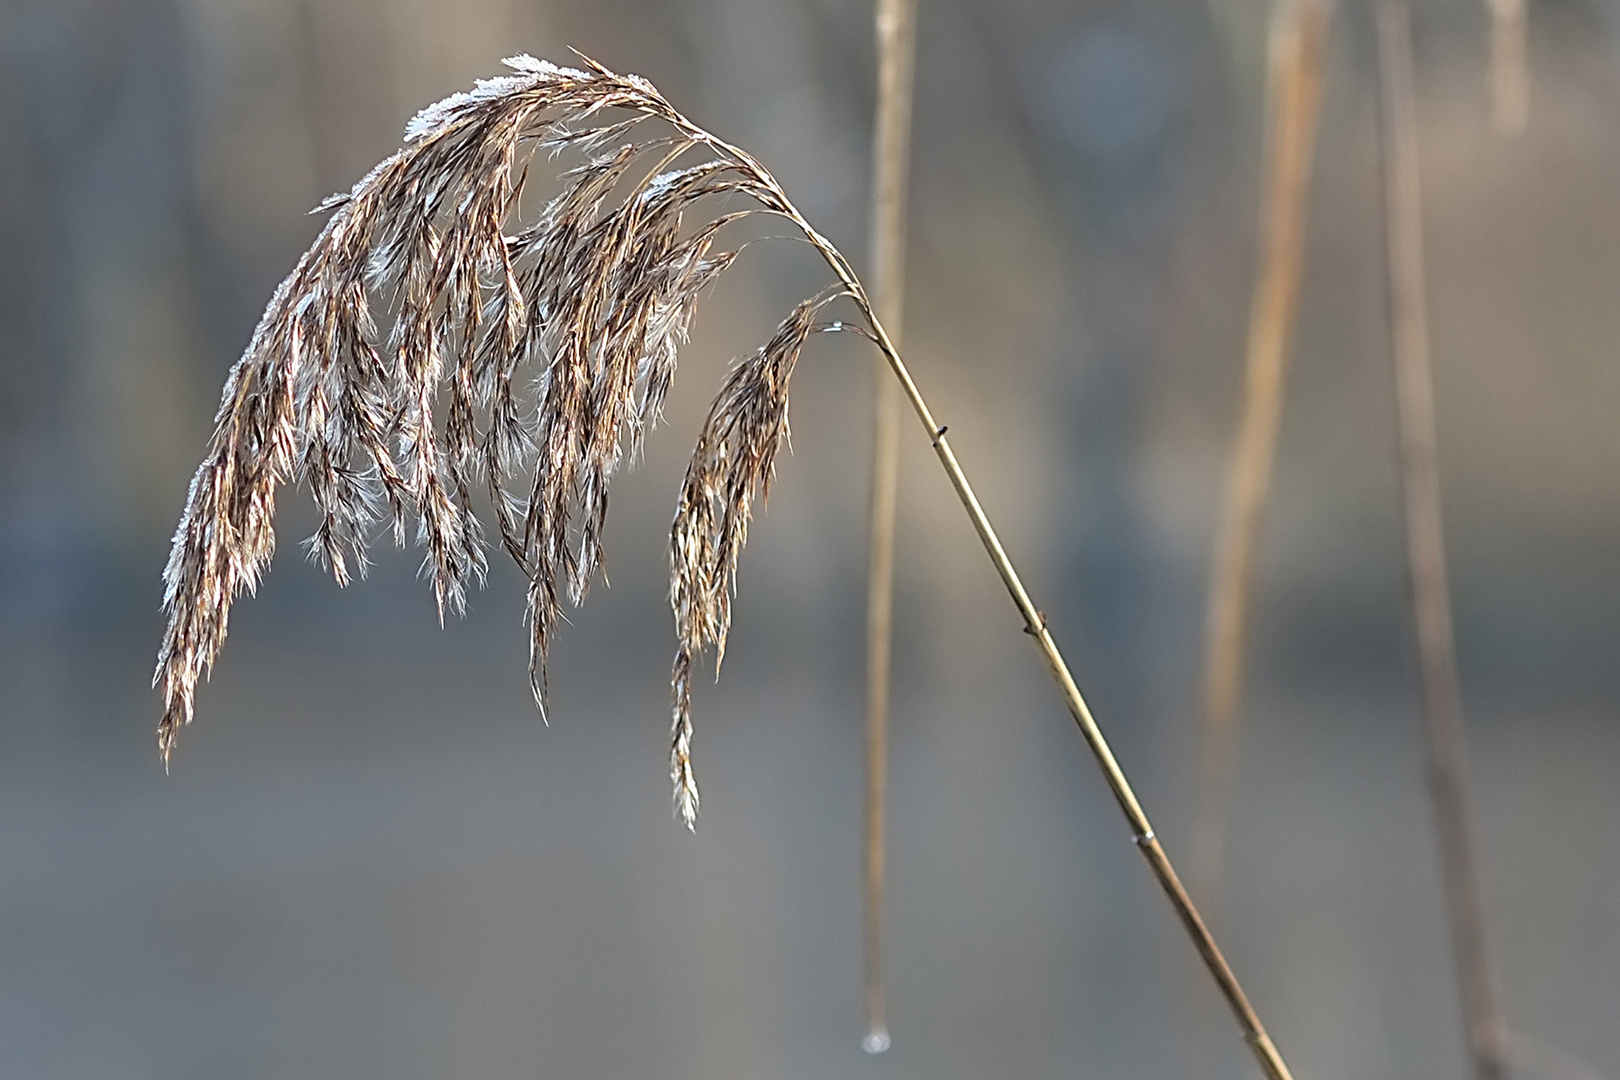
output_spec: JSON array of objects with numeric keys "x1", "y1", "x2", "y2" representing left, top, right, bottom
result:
[{"x1": 155, "y1": 54, "x2": 862, "y2": 828}]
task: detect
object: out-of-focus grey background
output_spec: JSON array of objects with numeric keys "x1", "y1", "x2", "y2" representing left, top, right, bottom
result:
[{"x1": 2, "y1": 0, "x2": 1618, "y2": 1076}]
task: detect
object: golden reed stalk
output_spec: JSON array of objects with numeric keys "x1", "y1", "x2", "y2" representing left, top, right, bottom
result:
[
  {"x1": 862, "y1": 0, "x2": 917, "y2": 1055},
  {"x1": 1374, "y1": 5, "x2": 1510, "y2": 1077}
]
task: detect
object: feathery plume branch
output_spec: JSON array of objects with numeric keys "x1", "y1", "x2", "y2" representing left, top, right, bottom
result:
[
  {"x1": 156, "y1": 56, "x2": 1296, "y2": 1077},
  {"x1": 157, "y1": 56, "x2": 778, "y2": 799}
]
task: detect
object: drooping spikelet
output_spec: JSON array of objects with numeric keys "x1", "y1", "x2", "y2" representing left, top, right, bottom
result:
[
  {"x1": 155, "y1": 55, "x2": 861, "y2": 825},
  {"x1": 669, "y1": 292, "x2": 843, "y2": 825}
]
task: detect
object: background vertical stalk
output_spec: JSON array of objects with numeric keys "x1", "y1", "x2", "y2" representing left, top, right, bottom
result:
[
  {"x1": 1487, "y1": 0, "x2": 1528, "y2": 133},
  {"x1": 1194, "y1": 0, "x2": 1330, "y2": 910},
  {"x1": 862, "y1": 0, "x2": 917, "y2": 1055},
  {"x1": 1374, "y1": 4, "x2": 1511, "y2": 1078}
]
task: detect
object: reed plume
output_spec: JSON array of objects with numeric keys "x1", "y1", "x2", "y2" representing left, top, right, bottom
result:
[
  {"x1": 157, "y1": 54, "x2": 824, "y2": 827},
  {"x1": 156, "y1": 55, "x2": 1297, "y2": 1077}
]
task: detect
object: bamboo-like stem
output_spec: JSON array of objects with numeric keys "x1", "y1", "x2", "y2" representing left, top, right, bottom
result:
[
  {"x1": 1194, "y1": 0, "x2": 1331, "y2": 916},
  {"x1": 868, "y1": 321, "x2": 1298, "y2": 1080},
  {"x1": 1374, "y1": 5, "x2": 1510, "y2": 1078},
  {"x1": 1487, "y1": 0, "x2": 1528, "y2": 134},
  {"x1": 861, "y1": 0, "x2": 917, "y2": 1056}
]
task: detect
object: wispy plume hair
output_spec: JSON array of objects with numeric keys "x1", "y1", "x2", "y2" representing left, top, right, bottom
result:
[{"x1": 157, "y1": 54, "x2": 857, "y2": 826}]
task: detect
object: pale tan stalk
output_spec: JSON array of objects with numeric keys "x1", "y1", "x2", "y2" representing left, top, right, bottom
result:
[
  {"x1": 862, "y1": 0, "x2": 916, "y2": 1055},
  {"x1": 1375, "y1": 5, "x2": 1510, "y2": 1078},
  {"x1": 1194, "y1": 0, "x2": 1330, "y2": 910},
  {"x1": 1488, "y1": 0, "x2": 1528, "y2": 134}
]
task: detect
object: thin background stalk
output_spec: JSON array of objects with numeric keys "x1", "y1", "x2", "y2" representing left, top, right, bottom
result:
[
  {"x1": 1488, "y1": 0, "x2": 1529, "y2": 133},
  {"x1": 1375, "y1": 4, "x2": 1511, "y2": 1077},
  {"x1": 862, "y1": 0, "x2": 917, "y2": 1056},
  {"x1": 1193, "y1": 0, "x2": 1330, "y2": 910}
]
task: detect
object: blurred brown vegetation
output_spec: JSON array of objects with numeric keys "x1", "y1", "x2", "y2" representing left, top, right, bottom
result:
[{"x1": 1, "y1": 0, "x2": 1617, "y2": 1077}]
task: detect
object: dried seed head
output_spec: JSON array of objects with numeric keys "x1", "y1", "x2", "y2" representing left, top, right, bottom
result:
[
  {"x1": 156, "y1": 54, "x2": 872, "y2": 827},
  {"x1": 667, "y1": 291, "x2": 844, "y2": 826}
]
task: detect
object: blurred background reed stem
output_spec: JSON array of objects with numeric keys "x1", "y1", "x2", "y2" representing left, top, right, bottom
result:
[
  {"x1": 862, "y1": 0, "x2": 917, "y2": 1056},
  {"x1": 1193, "y1": 0, "x2": 1331, "y2": 920},
  {"x1": 1375, "y1": 2, "x2": 1510, "y2": 1075}
]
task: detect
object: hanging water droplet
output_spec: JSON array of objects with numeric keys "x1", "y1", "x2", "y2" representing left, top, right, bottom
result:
[{"x1": 862, "y1": 1025, "x2": 891, "y2": 1055}]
